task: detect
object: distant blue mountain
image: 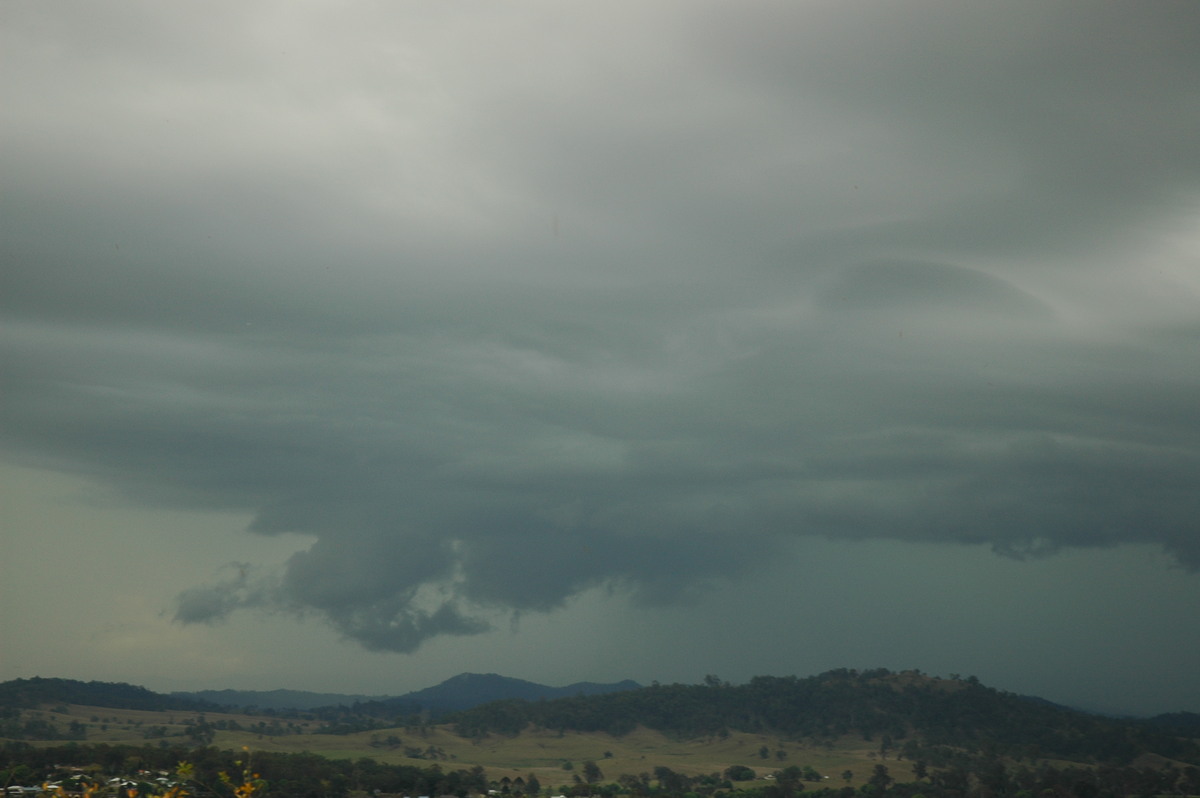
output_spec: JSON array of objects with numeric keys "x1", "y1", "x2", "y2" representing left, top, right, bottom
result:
[
  {"x1": 171, "y1": 673, "x2": 640, "y2": 714},
  {"x1": 373, "y1": 672, "x2": 642, "y2": 714},
  {"x1": 171, "y1": 688, "x2": 392, "y2": 711}
]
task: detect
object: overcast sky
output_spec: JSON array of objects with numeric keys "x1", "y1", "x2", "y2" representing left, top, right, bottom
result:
[{"x1": 3, "y1": 1, "x2": 1200, "y2": 717}]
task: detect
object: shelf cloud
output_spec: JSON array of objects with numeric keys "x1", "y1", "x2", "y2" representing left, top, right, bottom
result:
[{"x1": 3, "y1": 1, "x2": 1199, "y2": 657}]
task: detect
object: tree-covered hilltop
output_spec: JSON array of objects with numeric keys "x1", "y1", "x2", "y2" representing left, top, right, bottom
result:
[
  {"x1": 445, "y1": 670, "x2": 1200, "y2": 767},
  {"x1": 0, "y1": 678, "x2": 217, "y2": 713},
  {"x1": 1145, "y1": 712, "x2": 1200, "y2": 738}
]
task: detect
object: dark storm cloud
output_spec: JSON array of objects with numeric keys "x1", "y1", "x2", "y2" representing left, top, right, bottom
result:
[{"x1": 3, "y1": 1, "x2": 1199, "y2": 651}]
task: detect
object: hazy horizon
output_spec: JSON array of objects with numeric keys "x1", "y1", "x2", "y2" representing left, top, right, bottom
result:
[{"x1": 8, "y1": 667, "x2": 1186, "y2": 719}]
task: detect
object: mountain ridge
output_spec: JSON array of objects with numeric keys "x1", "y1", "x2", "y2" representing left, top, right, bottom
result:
[
  {"x1": 3, "y1": 669, "x2": 1197, "y2": 768},
  {"x1": 170, "y1": 687, "x2": 394, "y2": 711},
  {"x1": 0, "y1": 673, "x2": 641, "y2": 714},
  {"x1": 351, "y1": 672, "x2": 642, "y2": 716}
]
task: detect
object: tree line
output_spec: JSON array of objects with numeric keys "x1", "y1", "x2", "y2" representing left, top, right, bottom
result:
[{"x1": 0, "y1": 742, "x2": 486, "y2": 798}]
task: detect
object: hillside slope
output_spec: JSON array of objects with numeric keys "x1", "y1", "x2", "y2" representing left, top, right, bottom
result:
[
  {"x1": 0, "y1": 677, "x2": 215, "y2": 712},
  {"x1": 444, "y1": 669, "x2": 1200, "y2": 767}
]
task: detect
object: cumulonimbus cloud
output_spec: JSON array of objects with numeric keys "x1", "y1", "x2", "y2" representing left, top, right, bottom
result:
[{"x1": 3, "y1": 1, "x2": 1199, "y2": 653}]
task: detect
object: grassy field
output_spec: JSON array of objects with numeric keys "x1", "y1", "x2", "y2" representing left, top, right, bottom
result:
[{"x1": 4, "y1": 704, "x2": 908, "y2": 788}]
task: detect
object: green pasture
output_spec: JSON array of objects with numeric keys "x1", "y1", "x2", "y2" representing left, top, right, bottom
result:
[{"x1": 5, "y1": 704, "x2": 910, "y2": 787}]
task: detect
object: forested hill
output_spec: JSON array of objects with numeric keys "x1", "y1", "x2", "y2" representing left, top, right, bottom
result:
[
  {"x1": 1145, "y1": 711, "x2": 1200, "y2": 737},
  {"x1": 444, "y1": 670, "x2": 1200, "y2": 767},
  {"x1": 0, "y1": 677, "x2": 216, "y2": 712}
]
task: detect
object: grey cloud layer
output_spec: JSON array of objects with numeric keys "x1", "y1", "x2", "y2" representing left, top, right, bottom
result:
[{"x1": 3, "y1": 1, "x2": 1199, "y2": 652}]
